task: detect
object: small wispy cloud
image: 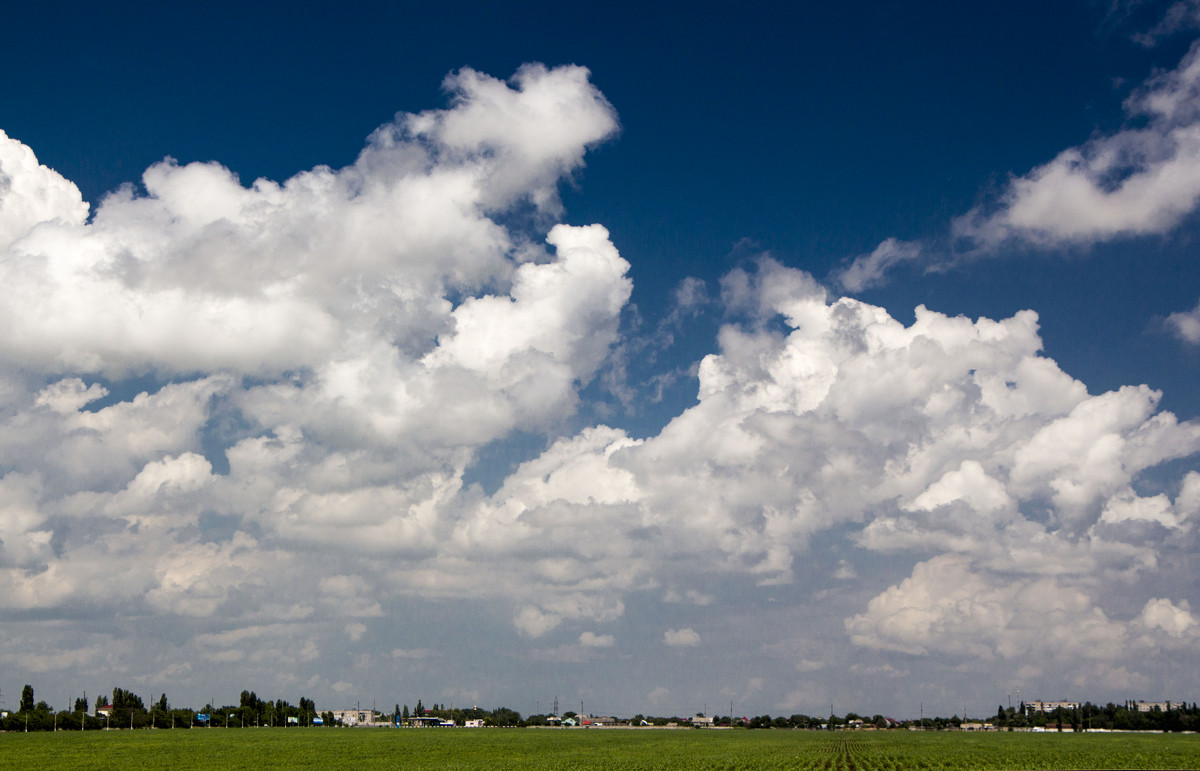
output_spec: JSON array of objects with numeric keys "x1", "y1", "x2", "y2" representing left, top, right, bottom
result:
[
  {"x1": 579, "y1": 631, "x2": 615, "y2": 648},
  {"x1": 1132, "y1": 0, "x2": 1200, "y2": 46},
  {"x1": 663, "y1": 628, "x2": 700, "y2": 647},
  {"x1": 834, "y1": 238, "x2": 922, "y2": 293},
  {"x1": 1166, "y1": 299, "x2": 1200, "y2": 343}
]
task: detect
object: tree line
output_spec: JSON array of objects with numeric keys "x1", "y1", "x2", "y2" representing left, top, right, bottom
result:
[
  {"x1": 0, "y1": 685, "x2": 531, "y2": 732},
  {"x1": 5, "y1": 683, "x2": 1198, "y2": 732},
  {"x1": 2, "y1": 685, "x2": 330, "y2": 731},
  {"x1": 991, "y1": 701, "x2": 1200, "y2": 732}
]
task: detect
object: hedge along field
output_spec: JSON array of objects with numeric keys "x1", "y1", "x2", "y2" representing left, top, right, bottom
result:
[{"x1": 2, "y1": 728, "x2": 1200, "y2": 770}]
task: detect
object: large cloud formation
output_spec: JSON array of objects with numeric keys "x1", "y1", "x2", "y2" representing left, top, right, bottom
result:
[{"x1": 1, "y1": 63, "x2": 1198, "y2": 710}]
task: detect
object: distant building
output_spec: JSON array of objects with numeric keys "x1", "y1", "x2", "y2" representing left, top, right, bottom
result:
[
  {"x1": 1126, "y1": 700, "x2": 1182, "y2": 713},
  {"x1": 1025, "y1": 700, "x2": 1079, "y2": 714},
  {"x1": 407, "y1": 716, "x2": 453, "y2": 727},
  {"x1": 332, "y1": 709, "x2": 389, "y2": 727},
  {"x1": 961, "y1": 722, "x2": 994, "y2": 731},
  {"x1": 332, "y1": 710, "x2": 369, "y2": 726}
]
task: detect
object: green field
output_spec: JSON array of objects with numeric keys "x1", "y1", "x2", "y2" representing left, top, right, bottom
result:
[{"x1": 2, "y1": 728, "x2": 1199, "y2": 770}]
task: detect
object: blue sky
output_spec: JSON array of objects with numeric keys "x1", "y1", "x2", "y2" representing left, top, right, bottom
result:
[{"x1": 2, "y1": 0, "x2": 1200, "y2": 720}]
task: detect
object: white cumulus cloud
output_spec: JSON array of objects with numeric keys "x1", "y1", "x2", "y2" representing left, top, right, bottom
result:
[
  {"x1": 663, "y1": 628, "x2": 701, "y2": 647},
  {"x1": 579, "y1": 631, "x2": 615, "y2": 648},
  {"x1": 954, "y1": 40, "x2": 1200, "y2": 250}
]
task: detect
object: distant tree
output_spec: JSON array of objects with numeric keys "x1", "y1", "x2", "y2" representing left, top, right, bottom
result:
[
  {"x1": 75, "y1": 696, "x2": 88, "y2": 714},
  {"x1": 402, "y1": 704, "x2": 409, "y2": 720},
  {"x1": 20, "y1": 684, "x2": 34, "y2": 713},
  {"x1": 298, "y1": 697, "x2": 315, "y2": 726},
  {"x1": 156, "y1": 694, "x2": 169, "y2": 713},
  {"x1": 490, "y1": 707, "x2": 522, "y2": 726},
  {"x1": 416, "y1": 699, "x2": 424, "y2": 716},
  {"x1": 111, "y1": 687, "x2": 145, "y2": 711}
]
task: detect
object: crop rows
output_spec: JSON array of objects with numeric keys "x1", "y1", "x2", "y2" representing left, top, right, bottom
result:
[{"x1": 2, "y1": 727, "x2": 1199, "y2": 769}]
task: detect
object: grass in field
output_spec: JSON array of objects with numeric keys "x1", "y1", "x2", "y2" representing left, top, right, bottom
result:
[{"x1": 2, "y1": 727, "x2": 1199, "y2": 770}]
